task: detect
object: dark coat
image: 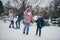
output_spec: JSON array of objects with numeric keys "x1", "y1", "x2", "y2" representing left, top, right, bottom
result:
[
  {"x1": 36, "y1": 17, "x2": 44, "y2": 28},
  {"x1": 16, "y1": 12, "x2": 24, "y2": 21}
]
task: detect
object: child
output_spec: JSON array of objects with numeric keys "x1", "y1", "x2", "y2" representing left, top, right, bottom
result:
[
  {"x1": 35, "y1": 15, "x2": 44, "y2": 36},
  {"x1": 23, "y1": 9, "x2": 34, "y2": 35},
  {"x1": 9, "y1": 9, "x2": 14, "y2": 28}
]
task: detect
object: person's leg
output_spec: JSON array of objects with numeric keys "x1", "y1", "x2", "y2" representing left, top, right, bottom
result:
[
  {"x1": 39, "y1": 28, "x2": 41, "y2": 36},
  {"x1": 23, "y1": 23, "x2": 27, "y2": 34},
  {"x1": 12, "y1": 20, "x2": 14, "y2": 28},
  {"x1": 36, "y1": 27, "x2": 38, "y2": 35},
  {"x1": 18, "y1": 21, "x2": 20, "y2": 29},
  {"x1": 26, "y1": 23, "x2": 30, "y2": 35},
  {"x1": 9, "y1": 21, "x2": 12, "y2": 28},
  {"x1": 16, "y1": 20, "x2": 18, "y2": 28}
]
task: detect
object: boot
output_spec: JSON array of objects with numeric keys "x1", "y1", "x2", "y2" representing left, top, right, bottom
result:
[
  {"x1": 26, "y1": 32, "x2": 28, "y2": 35},
  {"x1": 23, "y1": 32, "x2": 25, "y2": 34}
]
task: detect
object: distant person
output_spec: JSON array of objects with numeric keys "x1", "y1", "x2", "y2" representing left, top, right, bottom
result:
[
  {"x1": 23, "y1": 8, "x2": 34, "y2": 35},
  {"x1": 9, "y1": 9, "x2": 14, "y2": 28},
  {"x1": 35, "y1": 14, "x2": 44, "y2": 36},
  {"x1": 15, "y1": 7, "x2": 24, "y2": 29},
  {"x1": 0, "y1": 0, "x2": 4, "y2": 16}
]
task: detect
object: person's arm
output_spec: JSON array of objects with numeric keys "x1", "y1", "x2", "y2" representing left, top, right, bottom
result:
[
  {"x1": 23, "y1": 9, "x2": 28, "y2": 18},
  {"x1": 31, "y1": 15, "x2": 35, "y2": 23},
  {"x1": 24, "y1": 8, "x2": 30, "y2": 15},
  {"x1": 24, "y1": 9, "x2": 27, "y2": 15}
]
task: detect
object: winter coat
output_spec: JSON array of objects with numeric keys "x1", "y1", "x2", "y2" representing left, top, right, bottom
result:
[
  {"x1": 36, "y1": 17, "x2": 44, "y2": 28},
  {"x1": 16, "y1": 12, "x2": 24, "y2": 21},
  {"x1": 9, "y1": 13, "x2": 14, "y2": 21},
  {"x1": 23, "y1": 12, "x2": 33, "y2": 24}
]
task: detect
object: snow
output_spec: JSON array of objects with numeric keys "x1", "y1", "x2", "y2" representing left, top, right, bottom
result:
[{"x1": 0, "y1": 19, "x2": 60, "y2": 40}]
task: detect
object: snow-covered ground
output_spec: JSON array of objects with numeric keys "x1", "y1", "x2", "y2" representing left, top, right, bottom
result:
[{"x1": 0, "y1": 19, "x2": 60, "y2": 40}]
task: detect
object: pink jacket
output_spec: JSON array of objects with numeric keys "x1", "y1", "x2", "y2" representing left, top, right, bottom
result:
[{"x1": 24, "y1": 12, "x2": 34, "y2": 23}]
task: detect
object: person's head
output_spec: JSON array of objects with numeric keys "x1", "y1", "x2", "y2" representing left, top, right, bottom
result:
[
  {"x1": 19, "y1": 7, "x2": 25, "y2": 12},
  {"x1": 9, "y1": 9, "x2": 13, "y2": 13},
  {"x1": 27, "y1": 9, "x2": 32, "y2": 15},
  {"x1": 38, "y1": 15, "x2": 42, "y2": 18},
  {"x1": 27, "y1": 9, "x2": 31, "y2": 12},
  {"x1": 38, "y1": 13, "x2": 43, "y2": 18},
  {"x1": 38, "y1": 12, "x2": 43, "y2": 17}
]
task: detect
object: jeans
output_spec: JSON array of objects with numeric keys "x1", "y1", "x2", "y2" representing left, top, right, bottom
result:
[
  {"x1": 16, "y1": 20, "x2": 20, "y2": 28},
  {"x1": 36, "y1": 27, "x2": 41, "y2": 36},
  {"x1": 9, "y1": 20, "x2": 14, "y2": 28},
  {"x1": 23, "y1": 23, "x2": 30, "y2": 33}
]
